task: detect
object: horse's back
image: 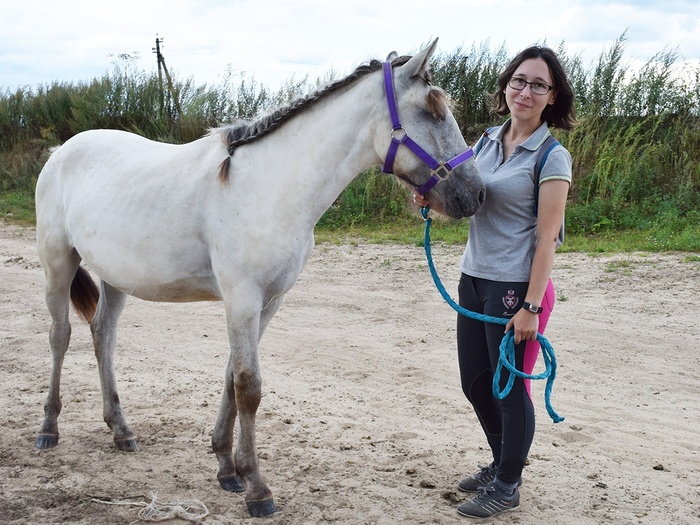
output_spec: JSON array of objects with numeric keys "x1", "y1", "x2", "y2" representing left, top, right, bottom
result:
[
  {"x1": 37, "y1": 130, "x2": 192, "y2": 210},
  {"x1": 38, "y1": 130, "x2": 215, "y2": 191},
  {"x1": 37, "y1": 129, "x2": 217, "y2": 235}
]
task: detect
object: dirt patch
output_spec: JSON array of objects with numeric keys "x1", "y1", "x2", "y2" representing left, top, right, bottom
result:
[{"x1": 1, "y1": 223, "x2": 699, "y2": 524}]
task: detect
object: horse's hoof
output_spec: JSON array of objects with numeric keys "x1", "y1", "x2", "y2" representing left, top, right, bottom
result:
[
  {"x1": 247, "y1": 498, "x2": 279, "y2": 517},
  {"x1": 218, "y1": 474, "x2": 245, "y2": 493},
  {"x1": 114, "y1": 437, "x2": 139, "y2": 452},
  {"x1": 34, "y1": 433, "x2": 59, "y2": 449}
]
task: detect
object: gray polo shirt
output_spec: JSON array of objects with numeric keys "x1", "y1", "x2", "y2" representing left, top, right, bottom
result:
[{"x1": 460, "y1": 120, "x2": 572, "y2": 282}]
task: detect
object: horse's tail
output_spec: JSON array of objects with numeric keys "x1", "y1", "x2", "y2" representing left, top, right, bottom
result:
[{"x1": 70, "y1": 266, "x2": 99, "y2": 324}]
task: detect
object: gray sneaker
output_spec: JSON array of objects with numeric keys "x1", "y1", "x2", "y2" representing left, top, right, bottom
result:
[
  {"x1": 457, "y1": 464, "x2": 497, "y2": 493},
  {"x1": 457, "y1": 464, "x2": 523, "y2": 493},
  {"x1": 456, "y1": 482, "x2": 520, "y2": 519}
]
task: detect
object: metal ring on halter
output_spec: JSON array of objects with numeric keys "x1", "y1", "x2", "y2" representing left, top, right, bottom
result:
[
  {"x1": 430, "y1": 163, "x2": 451, "y2": 180},
  {"x1": 390, "y1": 127, "x2": 408, "y2": 141}
]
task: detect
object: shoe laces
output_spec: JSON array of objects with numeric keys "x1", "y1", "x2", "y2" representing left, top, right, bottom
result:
[
  {"x1": 478, "y1": 463, "x2": 493, "y2": 472},
  {"x1": 474, "y1": 482, "x2": 503, "y2": 501},
  {"x1": 474, "y1": 463, "x2": 496, "y2": 479}
]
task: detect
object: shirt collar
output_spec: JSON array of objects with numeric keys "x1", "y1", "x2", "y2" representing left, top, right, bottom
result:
[{"x1": 491, "y1": 119, "x2": 551, "y2": 151}]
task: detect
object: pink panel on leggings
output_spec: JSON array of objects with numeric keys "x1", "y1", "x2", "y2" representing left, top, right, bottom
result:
[{"x1": 523, "y1": 278, "x2": 555, "y2": 398}]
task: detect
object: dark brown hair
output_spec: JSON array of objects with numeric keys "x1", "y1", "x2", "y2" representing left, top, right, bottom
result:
[{"x1": 493, "y1": 46, "x2": 577, "y2": 130}]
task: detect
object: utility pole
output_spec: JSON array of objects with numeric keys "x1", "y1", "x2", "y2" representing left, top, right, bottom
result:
[
  {"x1": 152, "y1": 36, "x2": 181, "y2": 118},
  {"x1": 154, "y1": 36, "x2": 165, "y2": 114}
]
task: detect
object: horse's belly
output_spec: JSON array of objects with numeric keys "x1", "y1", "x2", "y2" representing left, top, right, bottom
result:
[
  {"x1": 92, "y1": 261, "x2": 222, "y2": 302},
  {"x1": 75, "y1": 234, "x2": 222, "y2": 303},
  {"x1": 126, "y1": 277, "x2": 221, "y2": 302}
]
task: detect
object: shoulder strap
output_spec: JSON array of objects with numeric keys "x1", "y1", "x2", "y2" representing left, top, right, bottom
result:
[
  {"x1": 533, "y1": 135, "x2": 561, "y2": 216},
  {"x1": 474, "y1": 126, "x2": 498, "y2": 157}
]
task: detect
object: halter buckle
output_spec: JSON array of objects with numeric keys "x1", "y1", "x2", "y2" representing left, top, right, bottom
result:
[{"x1": 430, "y1": 163, "x2": 451, "y2": 180}]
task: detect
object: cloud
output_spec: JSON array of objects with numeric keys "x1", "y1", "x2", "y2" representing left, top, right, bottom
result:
[{"x1": 1, "y1": 0, "x2": 698, "y2": 92}]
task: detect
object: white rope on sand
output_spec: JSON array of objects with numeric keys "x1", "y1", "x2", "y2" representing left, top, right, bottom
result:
[{"x1": 91, "y1": 492, "x2": 209, "y2": 524}]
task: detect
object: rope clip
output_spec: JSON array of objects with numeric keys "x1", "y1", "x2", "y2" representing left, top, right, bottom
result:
[{"x1": 420, "y1": 205, "x2": 431, "y2": 221}]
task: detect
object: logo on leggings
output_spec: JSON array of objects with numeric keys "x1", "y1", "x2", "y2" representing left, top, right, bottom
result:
[{"x1": 502, "y1": 289, "x2": 519, "y2": 310}]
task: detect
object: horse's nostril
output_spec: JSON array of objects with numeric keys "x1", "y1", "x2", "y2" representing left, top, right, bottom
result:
[{"x1": 478, "y1": 189, "x2": 486, "y2": 205}]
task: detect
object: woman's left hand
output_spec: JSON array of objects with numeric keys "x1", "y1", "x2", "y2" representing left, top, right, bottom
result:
[
  {"x1": 413, "y1": 190, "x2": 429, "y2": 208},
  {"x1": 505, "y1": 308, "x2": 540, "y2": 344}
]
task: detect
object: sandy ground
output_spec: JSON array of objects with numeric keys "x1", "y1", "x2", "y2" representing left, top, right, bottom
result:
[{"x1": 1, "y1": 222, "x2": 699, "y2": 525}]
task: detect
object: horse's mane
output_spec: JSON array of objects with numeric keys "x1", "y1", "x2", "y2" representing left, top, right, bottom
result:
[{"x1": 213, "y1": 54, "x2": 447, "y2": 185}]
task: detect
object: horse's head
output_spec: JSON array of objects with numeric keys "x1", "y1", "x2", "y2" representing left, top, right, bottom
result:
[{"x1": 375, "y1": 39, "x2": 485, "y2": 219}]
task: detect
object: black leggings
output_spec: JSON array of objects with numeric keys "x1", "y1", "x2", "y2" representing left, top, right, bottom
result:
[{"x1": 456, "y1": 274, "x2": 535, "y2": 484}]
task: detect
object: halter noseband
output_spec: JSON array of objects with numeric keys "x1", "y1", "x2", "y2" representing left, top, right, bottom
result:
[{"x1": 381, "y1": 61, "x2": 474, "y2": 195}]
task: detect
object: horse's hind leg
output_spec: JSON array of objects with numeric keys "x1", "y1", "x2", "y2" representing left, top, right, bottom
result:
[
  {"x1": 91, "y1": 280, "x2": 138, "y2": 451},
  {"x1": 35, "y1": 251, "x2": 81, "y2": 449}
]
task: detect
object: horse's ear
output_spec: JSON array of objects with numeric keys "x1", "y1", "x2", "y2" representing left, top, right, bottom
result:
[
  {"x1": 399, "y1": 38, "x2": 439, "y2": 79},
  {"x1": 385, "y1": 51, "x2": 398, "y2": 62}
]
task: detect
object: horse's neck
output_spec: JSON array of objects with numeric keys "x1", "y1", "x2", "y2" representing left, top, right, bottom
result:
[{"x1": 259, "y1": 78, "x2": 383, "y2": 227}]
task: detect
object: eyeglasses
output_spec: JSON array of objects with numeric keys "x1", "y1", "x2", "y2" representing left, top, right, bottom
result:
[{"x1": 508, "y1": 77, "x2": 554, "y2": 95}]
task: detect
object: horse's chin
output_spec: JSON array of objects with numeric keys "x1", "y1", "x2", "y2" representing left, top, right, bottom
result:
[{"x1": 442, "y1": 191, "x2": 484, "y2": 219}]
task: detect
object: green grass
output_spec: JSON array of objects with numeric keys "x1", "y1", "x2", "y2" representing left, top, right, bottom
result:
[
  {"x1": 0, "y1": 191, "x2": 36, "y2": 225},
  {"x1": 313, "y1": 213, "x2": 700, "y2": 253}
]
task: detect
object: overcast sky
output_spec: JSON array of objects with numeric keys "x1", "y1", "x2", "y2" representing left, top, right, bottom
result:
[{"x1": 1, "y1": 0, "x2": 699, "y2": 92}]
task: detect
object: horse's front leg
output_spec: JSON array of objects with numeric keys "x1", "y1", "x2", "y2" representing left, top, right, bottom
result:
[
  {"x1": 212, "y1": 305, "x2": 278, "y2": 517},
  {"x1": 91, "y1": 281, "x2": 138, "y2": 451},
  {"x1": 212, "y1": 355, "x2": 243, "y2": 493}
]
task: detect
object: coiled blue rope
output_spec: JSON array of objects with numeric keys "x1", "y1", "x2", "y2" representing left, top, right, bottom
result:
[{"x1": 420, "y1": 207, "x2": 564, "y2": 423}]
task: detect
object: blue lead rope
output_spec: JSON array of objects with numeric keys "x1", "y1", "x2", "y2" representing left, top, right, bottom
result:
[{"x1": 420, "y1": 207, "x2": 564, "y2": 423}]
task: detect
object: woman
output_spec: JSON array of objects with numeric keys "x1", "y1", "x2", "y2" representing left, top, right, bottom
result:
[{"x1": 415, "y1": 45, "x2": 576, "y2": 518}]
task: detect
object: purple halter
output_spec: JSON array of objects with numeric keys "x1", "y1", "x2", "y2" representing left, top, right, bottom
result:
[{"x1": 381, "y1": 61, "x2": 474, "y2": 195}]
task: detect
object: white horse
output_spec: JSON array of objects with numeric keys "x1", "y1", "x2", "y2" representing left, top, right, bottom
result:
[{"x1": 33, "y1": 39, "x2": 484, "y2": 517}]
